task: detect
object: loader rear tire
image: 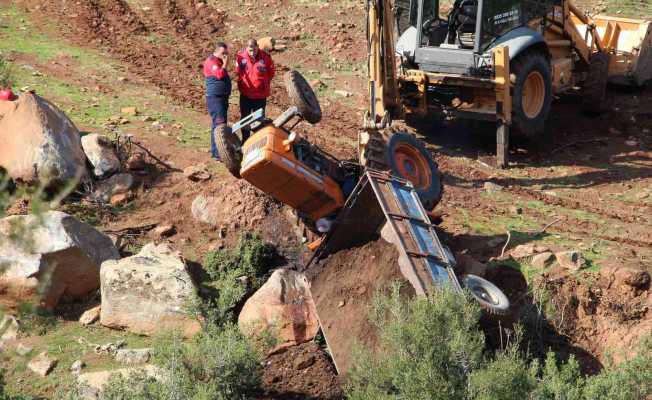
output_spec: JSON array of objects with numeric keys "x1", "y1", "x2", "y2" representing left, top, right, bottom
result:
[
  {"x1": 581, "y1": 52, "x2": 610, "y2": 115},
  {"x1": 214, "y1": 124, "x2": 242, "y2": 178},
  {"x1": 511, "y1": 50, "x2": 552, "y2": 139},
  {"x1": 284, "y1": 70, "x2": 322, "y2": 124},
  {"x1": 386, "y1": 132, "x2": 443, "y2": 210},
  {"x1": 461, "y1": 274, "x2": 510, "y2": 315}
]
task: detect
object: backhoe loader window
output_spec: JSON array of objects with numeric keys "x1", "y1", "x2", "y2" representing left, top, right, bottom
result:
[
  {"x1": 395, "y1": 0, "x2": 418, "y2": 36},
  {"x1": 480, "y1": 0, "x2": 523, "y2": 48}
]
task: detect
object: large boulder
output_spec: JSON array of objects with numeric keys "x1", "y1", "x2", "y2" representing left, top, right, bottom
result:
[
  {"x1": 0, "y1": 92, "x2": 88, "y2": 184},
  {"x1": 100, "y1": 243, "x2": 201, "y2": 337},
  {"x1": 0, "y1": 211, "x2": 119, "y2": 310},
  {"x1": 238, "y1": 269, "x2": 319, "y2": 349},
  {"x1": 81, "y1": 134, "x2": 120, "y2": 178}
]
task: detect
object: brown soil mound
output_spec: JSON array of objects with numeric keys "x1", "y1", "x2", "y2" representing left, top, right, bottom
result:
[
  {"x1": 261, "y1": 342, "x2": 343, "y2": 400},
  {"x1": 306, "y1": 238, "x2": 414, "y2": 375},
  {"x1": 543, "y1": 266, "x2": 651, "y2": 369}
]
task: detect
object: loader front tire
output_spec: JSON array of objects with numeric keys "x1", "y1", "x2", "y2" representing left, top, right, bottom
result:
[
  {"x1": 214, "y1": 124, "x2": 242, "y2": 178},
  {"x1": 511, "y1": 50, "x2": 552, "y2": 139},
  {"x1": 284, "y1": 70, "x2": 322, "y2": 124},
  {"x1": 387, "y1": 132, "x2": 443, "y2": 210},
  {"x1": 581, "y1": 52, "x2": 610, "y2": 115}
]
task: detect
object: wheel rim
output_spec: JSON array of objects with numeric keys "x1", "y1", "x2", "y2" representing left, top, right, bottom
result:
[
  {"x1": 521, "y1": 71, "x2": 545, "y2": 119},
  {"x1": 392, "y1": 143, "x2": 432, "y2": 190},
  {"x1": 470, "y1": 284, "x2": 499, "y2": 306}
]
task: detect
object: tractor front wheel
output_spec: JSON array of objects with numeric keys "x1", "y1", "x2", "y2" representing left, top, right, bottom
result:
[{"x1": 511, "y1": 50, "x2": 553, "y2": 140}]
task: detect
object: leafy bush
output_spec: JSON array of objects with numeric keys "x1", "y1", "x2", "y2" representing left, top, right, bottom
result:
[
  {"x1": 346, "y1": 283, "x2": 652, "y2": 400},
  {"x1": 0, "y1": 369, "x2": 31, "y2": 400},
  {"x1": 100, "y1": 324, "x2": 262, "y2": 400},
  {"x1": 0, "y1": 55, "x2": 13, "y2": 89},
  {"x1": 192, "y1": 232, "x2": 277, "y2": 326}
]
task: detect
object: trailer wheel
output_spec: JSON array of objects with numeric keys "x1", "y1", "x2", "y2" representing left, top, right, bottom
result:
[
  {"x1": 284, "y1": 70, "x2": 322, "y2": 124},
  {"x1": 214, "y1": 124, "x2": 242, "y2": 178},
  {"x1": 387, "y1": 132, "x2": 443, "y2": 210},
  {"x1": 581, "y1": 52, "x2": 610, "y2": 114},
  {"x1": 461, "y1": 274, "x2": 510, "y2": 315},
  {"x1": 511, "y1": 50, "x2": 552, "y2": 139}
]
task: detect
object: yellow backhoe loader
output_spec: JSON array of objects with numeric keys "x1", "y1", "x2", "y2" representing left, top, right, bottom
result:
[{"x1": 362, "y1": 0, "x2": 652, "y2": 167}]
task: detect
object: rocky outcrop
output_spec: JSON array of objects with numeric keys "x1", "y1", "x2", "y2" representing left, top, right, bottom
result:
[
  {"x1": 0, "y1": 92, "x2": 88, "y2": 184},
  {"x1": 77, "y1": 365, "x2": 164, "y2": 399},
  {"x1": 81, "y1": 134, "x2": 120, "y2": 178},
  {"x1": 0, "y1": 211, "x2": 119, "y2": 310},
  {"x1": 238, "y1": 269, "x2": 319, "y2": 349},
  {"x1": 100, "y1": 243, "x2": 201, "y2": 337},
  {"x1": 27, "y1": 351, "x2": 58, "y2": 377}
]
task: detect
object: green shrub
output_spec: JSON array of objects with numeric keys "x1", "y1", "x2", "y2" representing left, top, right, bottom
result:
[
  {"x1": 347, "y1": 283, "x2": 485, "y2": 400},
  {"x1": 192, "y1": 232, "x2": 277, "y2": 327},
  {"x1": 100, "y1": 324, "x2": 262, "y2": 400},
  {"x1": 346, "y1": 283, "x2": 652, "y2": 400},
  {"x1": 0, "y1": 55, "x2": 12, "y2": 89}
]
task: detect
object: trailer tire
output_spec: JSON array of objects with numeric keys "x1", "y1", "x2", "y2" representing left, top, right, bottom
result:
[
  {"x1": 581, "y1": 52, "x2": 610, "y2": 115},
  {"x1": 214, "y1": 124, "x2": 242, "y2": 178},
  {"x1": 511, "y1": 50, "x2": 552, "y2": 139},
  {"x1": 461, "y1": 274, "x2": 510, "y2": 315},
  {"x1": 284, "y1": 70, "x2": 322, "y2": 124},
  {"x1": 386, "y1": 132, "x2": 443, "y2": 210}
]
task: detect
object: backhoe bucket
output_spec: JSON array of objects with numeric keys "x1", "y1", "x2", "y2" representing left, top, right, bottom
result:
[{"x1": 577, "y1": 15, "x2": 652, "y2": 86}]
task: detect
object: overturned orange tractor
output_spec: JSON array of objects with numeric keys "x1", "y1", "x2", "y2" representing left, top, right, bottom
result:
[{"x1": 215, "y1": 71, "x2": 443, "y2": 232}]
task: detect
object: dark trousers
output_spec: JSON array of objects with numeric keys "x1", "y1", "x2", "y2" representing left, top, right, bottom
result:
[
  {"x1": 239, "y1": 95, "x2": 266, "y2": 142},
  {"x1": 207, "y1": 95, "x2": 229, "y2": 159}
]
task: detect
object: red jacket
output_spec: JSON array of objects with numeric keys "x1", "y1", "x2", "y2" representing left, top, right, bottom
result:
[{"x1": 235, "y1": 50, "x2": 275, "y2": 99}]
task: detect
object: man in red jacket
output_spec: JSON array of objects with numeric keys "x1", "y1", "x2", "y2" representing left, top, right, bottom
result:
[{"x1": 235, "y1": 39, "x2": 275, "y2": 141}]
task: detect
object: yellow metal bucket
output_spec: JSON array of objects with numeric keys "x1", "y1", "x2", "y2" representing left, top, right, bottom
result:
[{"x1": 578, "y1": 15, "x2": 652, "y2": 86}]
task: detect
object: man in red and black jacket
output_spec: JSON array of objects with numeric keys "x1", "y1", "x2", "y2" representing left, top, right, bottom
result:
[
  {"x1": 235, "y1": 39, "x2": 275, "y2": 141},
  {"x1": 203, "y1": 42, "x2": 232, "y2": 160}
]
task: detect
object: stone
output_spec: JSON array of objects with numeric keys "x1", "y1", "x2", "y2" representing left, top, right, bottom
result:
[
  {"x1": 77, "y1": 365, "x2": 163, "y2": 399},
  {"x1": 334, "y1": 90, "x2": 353, "y2": 97},
  {"x1": 0, "y1": 92, "x2": 88, "y2": 184},
  {"x1": 153, "y1": 224, "x2": 176, "y2": 238},
  {"x1": 258, "y1": 36, "x2": 276, "y2": 52},
  {"x1": 100, "y1": 243, "x2": 201, "y2": 337},
  {"x1": 92, "y1": 173, "x2": 135, "y2": 203},
  {"x1": 120, "y1": 107, "x2": 138, "y2": 116},
  {"x1": 16, "y1": 343, "x2": 33, "y2": 356},
  {"x1": 191, "y1": 194, "x2": 220, "y2": 226},
  {"x1": 483, "y1": 181, "x2": 503, "y2": 193},
  {"x1": 509, "y1": 205, "x2": 523, "y2": 215},
  {"x1": 604, "y1": 267, "x2": 651, "y2": 290},
  {"x1": 27, "y1": 351, "x2": 58, "y2": 377},
  {"x1": 293, "y1": 354, "x2": 315, "y2": 370},
  {"x1": 309, "y1": 79, "x2": 326, "y2": 89},
  {"x1": 109, "y1": 192, "x2": 133, "y2": 206},
  {"x1": 183, "y1": 164, "x2": 211, "y2": 182},
  {"x1": 555, "y1": 251, "x2": 586, "y2": 271},
  {"x1": 81, "y1": 134, "x2": 120, "y2": 178},
  {"x1": 0, "y1": 211, "x2": 119, "y2": 310},
  {"x1": 70, "y1": 360, "x2": 85, "y2": 375},
  {"x1": 531, "y1": 252, "x2": 555, "y2": 268},
  {"x1": 114, "y1": 348, "x2": 151, "y2": 364},
  {"x1": 510, "y1": 244, "x2": 538, "y2": 259},
  {"x1": 238, "y1": 269, "x2": 319, "y2": 349},
  {"x1": 79, "y1": 305, "x2": 101, "y2": 326},
  {"x1": 0, "y1": 314, "x2": 20, "y2": 341}
]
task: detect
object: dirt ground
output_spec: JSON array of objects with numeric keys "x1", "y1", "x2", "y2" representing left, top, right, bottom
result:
[{"x1": 3, "y1": 0, "x2": 652, "y2": 397}]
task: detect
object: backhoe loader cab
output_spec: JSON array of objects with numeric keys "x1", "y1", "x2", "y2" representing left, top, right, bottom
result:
[{"x1": 396, "y1": 0, "x2": 550, "y2": 75}]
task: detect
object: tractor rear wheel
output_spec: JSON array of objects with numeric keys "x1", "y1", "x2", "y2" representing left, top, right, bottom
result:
[
  {"x1": 284, "y1": 70, "x2": 322, "y2": 124},
  {"x1": 511, "y1": 50, "x2": 552, "y2": 140},
  {"x1": 214, "y1": 124, "x2": 242, "y2": 178},
  {"x1": 581, "y1": 52, "x2": 610, "y2": 114},
  {"x1": 386, "y1": 132, "x2": 443, "y2": 210}
]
